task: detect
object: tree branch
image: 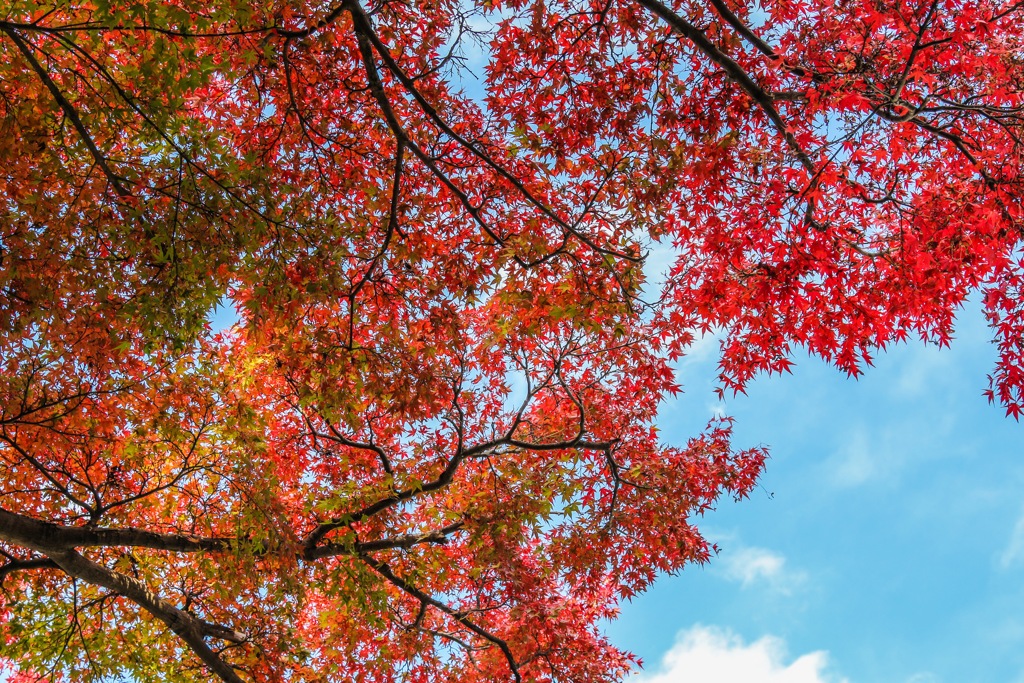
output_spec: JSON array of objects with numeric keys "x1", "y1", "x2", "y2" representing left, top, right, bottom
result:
[
  {"x1": 0, "y1": 507, "x2": 232, "y2": 554},
  {"x1": 347, "y1": 0, "x2": 640, "y2": 263},
  {"x1": 1, "y1": 25, "x2": 132, "y2": 198},
  {"x1": 46, "y1": 548, "x2": 247, "y2": 683},
  {"x1": 309, "y1": 521, "x2": 465, "y2": 558},
  {"x1": 361, "y1": 553, "x2": 523, "y2": 683},
  {"x1": 633, "y1": 0, "x2": 816, "y2": 174},
  {"x1": 0, "y1": 557, "x2": 60, "y2": 585}
]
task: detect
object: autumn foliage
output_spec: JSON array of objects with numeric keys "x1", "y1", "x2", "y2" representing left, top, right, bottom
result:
[{"x1": 1, "y1": 0, "x2": 1022, "y2": 680}]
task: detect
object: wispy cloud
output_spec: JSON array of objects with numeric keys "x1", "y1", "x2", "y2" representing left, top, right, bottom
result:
[
  {"x1": 706, "y1": 400, "x2": 728, "y2": 419},
  {"x1": 892, "y1": 343, "x2": 953, "y2": 397},
  {"x1": 826, "y1": 427, "x2": 878, "y2": 488},
  {"x1": 720, "y1": 546, "x2": 786, "y2": 586},
  {"x1": 629, "y1": 625, "x2": 848, "y2": 683},
  {"x1": 715, "y1": 545, "x2": 807, "y2": 594},
  {"x1": 998, "y1": 508, "x2": 1024, "y2": 570}
]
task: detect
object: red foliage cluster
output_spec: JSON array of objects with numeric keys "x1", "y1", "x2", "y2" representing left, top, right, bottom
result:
[{"x1": 0, "y1": 0, "x2": 1021, "y2": 679}]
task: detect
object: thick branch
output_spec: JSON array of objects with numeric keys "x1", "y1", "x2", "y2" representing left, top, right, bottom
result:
[
  {"x1": 0, "y1": 508, "x2": 246, "y2": 681},
  {"x1": 705, "y1": 0, "x2": 777, "y2": 58},
  {"x1": 46, "y1": 548, "x2": 247, "y2": 683},
  {"x1": 0, "y1": 557, "x2": 59, "y2": 584},
  {"x1": 633, "y1": 0, "x2": 816, "y2": 174},
  {"x1": 0, "y1": 507, "x2": 231, "y2": 554},
  {"x1": 1, "y1": 26, "x2": 131, "y2": 197}
]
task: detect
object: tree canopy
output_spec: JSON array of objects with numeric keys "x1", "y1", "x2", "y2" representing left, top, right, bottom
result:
[{"x1": 0, "y1": 0, "x2": 1022, "y2": 680}]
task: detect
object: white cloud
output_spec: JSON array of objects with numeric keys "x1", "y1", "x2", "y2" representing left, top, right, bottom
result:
[
  {"x1": 715, "y1": 545, "x2": 807, "y2": 594},
  {"x1": 630, "y1": 625, "x2": 848, "y2": 683},
  {"x1": 720, "y1": 546, "x2": 785, "y2": 586},
  {"x1": 826, "y1": 427, "x2": 877, "y2": 488},
  {"x1": 706, "y1": 400, "x2": 728, "y2": 419},
  {"x1": 998, "y1": 508, "x2": 1024, "y2": 570},
  {"x1": 821, "y1": 410, "x2": 959, "y2": 490},
  {"x1": 682, "y1": 329, "x2": 722, "y2": 368},
  {"x1": 892, "y1": 342, "x2": 953, "y2": 398}
]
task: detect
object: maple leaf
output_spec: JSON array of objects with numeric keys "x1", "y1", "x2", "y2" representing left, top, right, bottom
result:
[{"x1": 1, "y1": 0, "x2": 1023, "y2": 680}]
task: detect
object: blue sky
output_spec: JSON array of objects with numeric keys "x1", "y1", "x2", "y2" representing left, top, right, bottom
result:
[{"x1": 609, "y1": 295, "x2": 1024, "y2": 682}]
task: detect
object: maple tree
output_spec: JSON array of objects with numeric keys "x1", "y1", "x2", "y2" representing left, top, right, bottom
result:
[{"x1": 0, "y1": 0, "x2": 1022, "y2": 679}]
